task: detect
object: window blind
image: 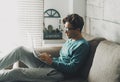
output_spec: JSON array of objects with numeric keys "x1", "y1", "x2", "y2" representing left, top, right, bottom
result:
[{"x1": 17, "y1": 0, "x2": 44, "y2": 48}]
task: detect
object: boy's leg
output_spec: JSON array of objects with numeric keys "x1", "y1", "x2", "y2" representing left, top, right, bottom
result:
[
  {"x1": 0, "y1": 67, "x2": 64, "y2": 82},
  {"x1": 0, "y1": 46, "x2": 44, "y2": 69}
]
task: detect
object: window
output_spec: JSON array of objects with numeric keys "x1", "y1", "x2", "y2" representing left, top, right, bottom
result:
[{"x1": 0, "y1": 0, "x2": 44, "y2": 54}]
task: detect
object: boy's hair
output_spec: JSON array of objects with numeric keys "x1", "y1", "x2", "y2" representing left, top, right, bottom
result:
[{"x1": 63, "y1": 14, "x2": 84, "y2": 32}]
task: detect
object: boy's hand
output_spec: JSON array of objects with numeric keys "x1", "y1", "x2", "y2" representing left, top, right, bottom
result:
[{"x1": 38, "y1": 52, "x2": 52, "y2": 65}]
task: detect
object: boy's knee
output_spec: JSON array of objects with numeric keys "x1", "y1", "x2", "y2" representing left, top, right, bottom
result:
[{"x1": 16, "y1": 46, "x2": 25, "y2": 51}]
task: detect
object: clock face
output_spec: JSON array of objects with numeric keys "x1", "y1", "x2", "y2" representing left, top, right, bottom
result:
[{"x1": 44, "y1": 9, "x2": 60, "y2": 18}]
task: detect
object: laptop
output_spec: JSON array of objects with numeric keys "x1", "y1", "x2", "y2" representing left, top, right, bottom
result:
[
  {"x1": 30, "y1": 35, "x2": 42, "y2": 60},
  {"x1": 31, "y1": 37, "x2": 50, "y2": 65}
]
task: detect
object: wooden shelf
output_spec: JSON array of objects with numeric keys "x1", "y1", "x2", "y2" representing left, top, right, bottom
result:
[{"x1": 42, "y1": 39, "x2": 66, "y2": 47}]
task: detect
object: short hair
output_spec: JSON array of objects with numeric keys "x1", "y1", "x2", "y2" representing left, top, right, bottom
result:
[{"x1": 63, "y1": 14, "x2": 84, "y2": 32}]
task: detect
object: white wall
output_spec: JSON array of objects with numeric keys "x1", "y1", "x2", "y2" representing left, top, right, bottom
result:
[
  {"x1": 44, "y1": 0, "x2": 86, "y2": 19},
  {"x1": 44, "y1": 0, "x2": 69, "y2": 19},
  {"x1": 73, "y1": 0, "x2": 86, "y2": 20},
  {"x1": 86, "y1": 0, "x2": 120, "y2": 43}
]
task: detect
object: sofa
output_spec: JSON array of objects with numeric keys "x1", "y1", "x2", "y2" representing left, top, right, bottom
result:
[{"x1": 8, "y1": 33, "x2": 120, "y2": 82}]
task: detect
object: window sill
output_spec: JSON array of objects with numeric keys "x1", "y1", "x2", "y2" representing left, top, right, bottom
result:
[{"x1": 42, "y1": 39, "x2": 66, "y2": 47}]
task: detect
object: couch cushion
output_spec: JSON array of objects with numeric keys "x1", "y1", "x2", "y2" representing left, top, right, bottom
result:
[
  {"x1": 88, "y1": 40, "x2": 120, "y2": 82},
  {"x1": 79, "y1": 38, "x2": 105, "y2": 79}
]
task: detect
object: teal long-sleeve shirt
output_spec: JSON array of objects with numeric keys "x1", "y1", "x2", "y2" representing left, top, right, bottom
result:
[{"x1": 51, "y1": 38, "x2": 89, "y2": 75}]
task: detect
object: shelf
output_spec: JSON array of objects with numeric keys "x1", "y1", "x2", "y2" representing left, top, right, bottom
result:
[{"x1": 42, "y1": 39, "x2": 66, "y2": 47}]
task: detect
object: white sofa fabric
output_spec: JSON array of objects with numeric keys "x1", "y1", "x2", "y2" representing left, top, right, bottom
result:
[{"x1": 88, "y1": 40, "x2": 120, "y2": 82}]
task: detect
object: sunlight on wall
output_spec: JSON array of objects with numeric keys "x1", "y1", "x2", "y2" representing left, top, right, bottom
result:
[
  {"x1": 0, "y1": 0, "x2": 31, "y2": 53},
  {"x1": 0, "y1": 0, "x2": 17, "y2": 53},
  {"x1": 0, "y1": 0, "x2": 44, "y2": 58}
]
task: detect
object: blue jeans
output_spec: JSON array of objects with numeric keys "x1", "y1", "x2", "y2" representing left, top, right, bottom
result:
[{"x1": 0, "y1": 46, "x2": 63, "y2": 82}]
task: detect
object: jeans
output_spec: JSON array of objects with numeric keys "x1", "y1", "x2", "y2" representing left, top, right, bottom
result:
[{"x1": 0, "y1": 46, "x2": 63, "y2": 82}]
